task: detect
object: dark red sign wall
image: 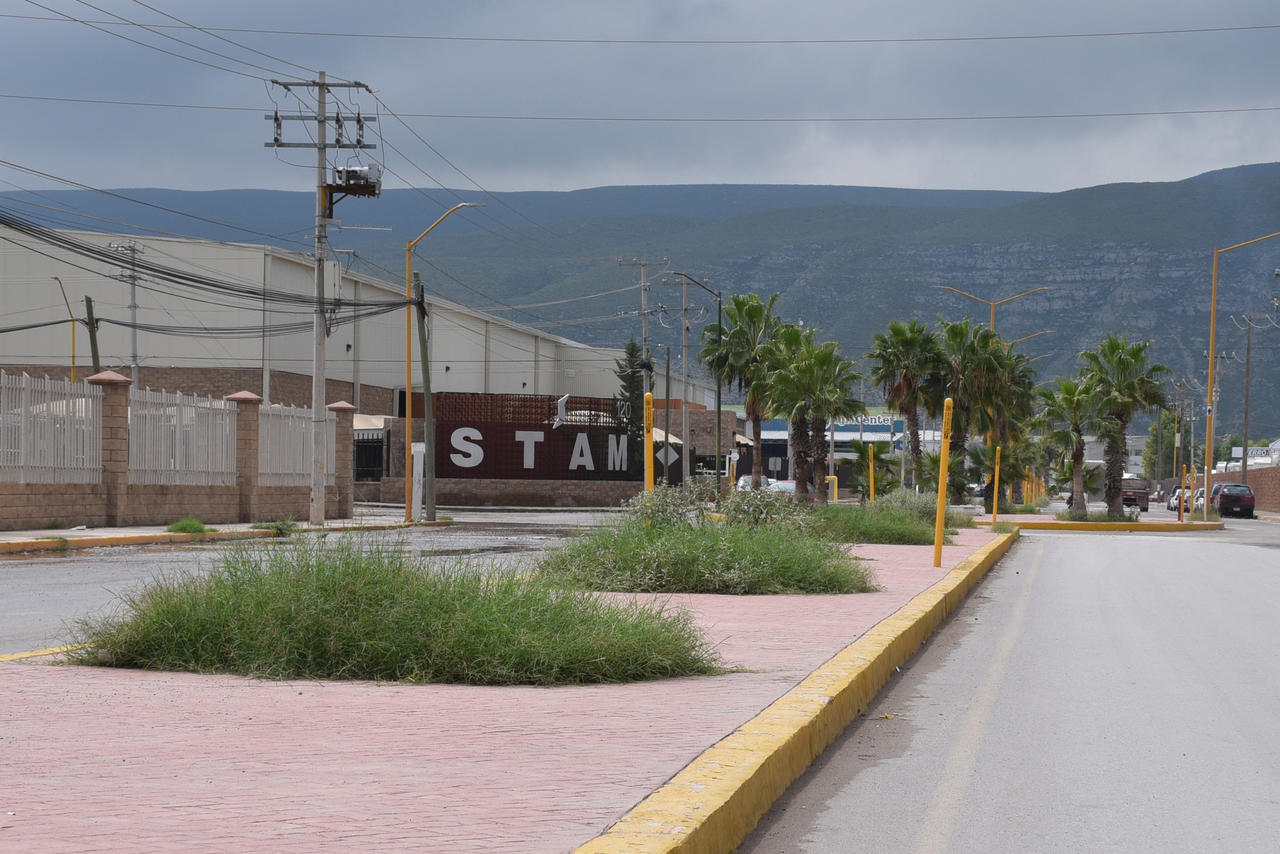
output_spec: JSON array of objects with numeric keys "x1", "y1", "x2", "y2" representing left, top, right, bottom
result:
[{"x1": 433, "y1": 392, "x2": 643, "y2": 482}]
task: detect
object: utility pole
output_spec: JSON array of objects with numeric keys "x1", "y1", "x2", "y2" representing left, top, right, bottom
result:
[
  {"x1": 664, "y1": 347, "x2": 671, "y2": 483},
  {"x1": 108, "y1": 240, "x2": 141, "y2": 386},
  {"x1": 620, "y1": 257, "x2": 666, "y2": 391},
  {"x1": 266, "y1": 71, "x2": 377, "y2": 526}
]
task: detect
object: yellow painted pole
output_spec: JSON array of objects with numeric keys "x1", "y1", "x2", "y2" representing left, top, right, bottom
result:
[
  {"x1": 933, "y1": 397, "x2": 954, "y2": 568},
  {"x1": 1179, "y1": 464, "x2": 1187, "y2": 522},
  {"x1": 644, "y1": 392, "x2": 654, "y2": 492},
  {"x1": 729, "y1": 458, "x2": 736, "y2": 488},
  {"x1": 825, "y1": 475, "x2": 838, "y2": 503},
  {"x1": 992, "y1": 445, "x2": 1002, "y2": 525},
  {"x1": 868, "y1": 442, "x2": 875, "y2": 503}
]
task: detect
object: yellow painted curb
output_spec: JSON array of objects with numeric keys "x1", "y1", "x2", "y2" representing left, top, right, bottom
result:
[
  {"x1": 975, "y1": 519, "x2": 1224, "y2": 532},
  {"x1": 573, "y1": 532, "x2": 1020, "y2": 854},
  {"x1": 0, "y1": 643, "x2": 87, "y2": 662}
]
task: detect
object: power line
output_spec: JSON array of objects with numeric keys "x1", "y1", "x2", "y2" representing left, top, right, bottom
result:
[
  {"x1": 18, "y1": 0, "x2": 267, "y2": 81},
  {"x1": 9, "y1": 91, "x2": 1280, "y2": 124},
  {"x1": 6, "y1": 13, "x2": 1278, "y2": 45}
]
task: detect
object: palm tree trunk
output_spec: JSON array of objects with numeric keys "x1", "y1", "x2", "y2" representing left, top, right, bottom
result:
[
  {"x1": 791, "y1": 416, "x2": 811, "y2": 504},
  {"x1": 907, "y1": 407, "x2": 922, "y2": 481},
  {"x1": 1104, "y1": 425, "x2": 1127, "y2": 519},
  {"x1": 812, "y1": 417, "x2": 829, "y2": 503},
  {"x1": 1071, "y1": 439, "x2": 1087, "y2": 520}
]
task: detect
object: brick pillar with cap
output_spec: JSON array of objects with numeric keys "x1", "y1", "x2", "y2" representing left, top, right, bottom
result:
[
  {"x1": 87, "y1": 370, "x2": 132, "y2": 526},
  {"x1": 226, "y1": 390, "x2": 263, "y2": 523}
]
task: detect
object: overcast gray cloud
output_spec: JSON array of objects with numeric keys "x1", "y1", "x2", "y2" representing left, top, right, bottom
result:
[{"x1": 3, "y1": 0, "x2": 1280, "y2": 197}]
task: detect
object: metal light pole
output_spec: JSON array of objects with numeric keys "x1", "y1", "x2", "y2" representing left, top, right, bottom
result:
[
  {"x1": 404, "y1": 202, "x2": 482, "y2": 522},
  {"x1": 51, "y1": 276, "x2": 76, "y2": 382},
  {"x1": 670, "y1": 272, "x2": 722, "y2": 492},
  {"x1": 1203, "y1": 230, "x2": 1280, "y2": 519},
  {"x1": 935, "y1": 286, "x2": 1049, "y2": 333}
]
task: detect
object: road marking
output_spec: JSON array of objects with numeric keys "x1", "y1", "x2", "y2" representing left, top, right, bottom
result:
[
  {"x1": 0, "y1": 643, "x2": 87, "y2": 662},
  {"x1": 912, "y1": 541, "x2": 1044, "y2": 854}
]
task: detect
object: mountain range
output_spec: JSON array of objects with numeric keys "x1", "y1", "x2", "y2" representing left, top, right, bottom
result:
[{"x1": 7, "y1": 162, "x2": 1280, "y2": 438}]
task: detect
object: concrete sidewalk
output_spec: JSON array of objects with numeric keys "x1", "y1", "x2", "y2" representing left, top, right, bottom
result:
[{"x1": 1, "y1": 528, "x2": 1009, "y2": 853}]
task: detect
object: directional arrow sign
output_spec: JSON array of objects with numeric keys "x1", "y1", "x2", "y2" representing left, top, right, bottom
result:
[{"x1": 657, "y1": 445, "x2": 680, "y2": 467}]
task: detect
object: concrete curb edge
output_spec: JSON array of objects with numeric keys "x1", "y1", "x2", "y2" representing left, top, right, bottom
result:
[
  {"x1": 0, "y1": 520, "x2": 452, "y2": 555},
  {"x1": 976, "y1": 519, "x2": 1224, "y2": 532},
  {"x1": 573, "y1": 531, "x2": 1020, "y2": 854}
]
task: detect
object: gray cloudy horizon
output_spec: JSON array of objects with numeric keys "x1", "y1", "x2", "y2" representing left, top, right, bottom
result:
[{"x1": 3, "y1": 0, "x2": 1280, "y2": 200}]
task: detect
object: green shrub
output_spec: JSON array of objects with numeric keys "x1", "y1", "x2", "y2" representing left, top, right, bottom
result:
[
  {"x1": 874, "y1": 489, "x2": 976, "y2": 529},
  {"x1": 538, "y1": 520, "x2": 873, "y2": 595},
  {"x1": 990, "y1": 521, "x2": 1019, "y2": 534},
  {"x1": 717, "y1": 488, "x2": 810, "y2": 529},
  {"x1": 71, "y1": 537, "x2": 723, "y2": 685},
  {"x1": 250, "y1": 519, "x2": 300, "y2": 536},
  {"x1": 167, "y1": 517, "x2": 214, "y2": 534}
]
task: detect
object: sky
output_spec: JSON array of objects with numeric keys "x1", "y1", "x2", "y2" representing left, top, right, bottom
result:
[{"x1": 3, "y1": 0, "x2": 1280, "y2": 198}]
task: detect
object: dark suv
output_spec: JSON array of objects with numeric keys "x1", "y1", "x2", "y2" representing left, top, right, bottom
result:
[{"x1": 1210, "y1": 482, "x2": 1256, "y2": 518}]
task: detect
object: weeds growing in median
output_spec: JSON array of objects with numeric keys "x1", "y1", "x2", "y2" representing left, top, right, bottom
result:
[
  {"x1": 812, "y1": 503, "x2": 944, "y2": 545},
  {"x1": 167, "y1": 517, "x2": 214, "y2": 534},
  {"x1": 70, "y1": 537, "x2": 723, "y2": 685},
  {"x1": 537, "y1": 485, "x2": 874, "y2": 595},
  {"x1": 250, "y1": 519, "x2": 300, "y2": 536}
]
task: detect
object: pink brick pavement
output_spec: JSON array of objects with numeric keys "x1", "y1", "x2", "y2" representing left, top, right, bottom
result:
[{"x1": 1, "y1": 529, "x2": 997, "y2": 853}]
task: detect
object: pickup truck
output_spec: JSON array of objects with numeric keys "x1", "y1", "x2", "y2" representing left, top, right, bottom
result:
[{"x1": 1121, "y1": 477, "x2": 1150, "y2": 512}]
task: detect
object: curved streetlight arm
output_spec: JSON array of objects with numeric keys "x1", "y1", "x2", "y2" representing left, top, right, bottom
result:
[
  {"x1": 934, "y1": 285, "x2": 1049, "y2": 332},
  {"x1": 1203, "y1": 229, "x2": 1280, "y2": 519},
  {"x1": 404, "y1": 202, "x2": 483, "y2": 522},
  {"x1": 52, "y1": 276, "x2": 76, "y2": 382}
]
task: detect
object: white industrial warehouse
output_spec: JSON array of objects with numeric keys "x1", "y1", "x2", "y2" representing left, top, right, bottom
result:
[{"x1": 0, "y1": 224, "x2": 713, "y2": 413}]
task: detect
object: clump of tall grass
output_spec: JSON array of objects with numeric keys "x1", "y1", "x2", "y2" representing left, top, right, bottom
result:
[
  {"x1": 167, "y1": 517, "x2": 215, "y2": 534},
  {"x1": 811, "y1": 503, "x2": 941, "y2": 545},
  {"x1": 537, "y1": 485, "x2": 874, "y2": 594},
  {"x1": 71, "y1": 537, "x2": 722, "y2": 685},
  {"x1": 875, "y1": 489, "x2": 976, "y2": 529}
]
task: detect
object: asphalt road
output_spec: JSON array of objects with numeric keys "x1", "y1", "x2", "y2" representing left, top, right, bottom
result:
[
  {"x1": 0, "y1": 508, "x2": 615, "y2": 655},
  {"x1": 739, "y1": 522, "x2": 1280, "y2": 853}
]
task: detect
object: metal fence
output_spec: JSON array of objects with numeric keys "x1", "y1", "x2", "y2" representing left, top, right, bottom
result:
[
  {"x1": 128, "y1": 388, "x2": 238, "y2": 486},
  {"x1": 259, "y1": 404, "x2": 336, "y2": 487},
  {"x1": 0, "y1": 371, "x2": 103, "y2": 484}
]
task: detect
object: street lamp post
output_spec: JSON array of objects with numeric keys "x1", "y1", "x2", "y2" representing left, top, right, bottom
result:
[
  {"x1": 935, "y1": 286, "x2": 1049, "y2": 333},
  {"x1": 405, "y1": 202, "x2": 482, "y2": 522},
  {"x1": 51, "y1": 276, "x2": 76, "y2": 382},
  {"x1": 1202, "y1": 230, "x2": 1280, "y2": 519},
  {"x1": 670, "y1": 271, "x2": 722, "y2": 492}
]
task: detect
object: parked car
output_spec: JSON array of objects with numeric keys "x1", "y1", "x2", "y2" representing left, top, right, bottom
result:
[
  {"x1": 1166, "y1": 488, "x2": 1189, "y2": 512},
  {"x1": 767, "y1": 479, "x2": 816, "y2": 501},
  {"x1": 1209, "y1": 482, "x2": 1256, "y2": 518},
  {"x1": 735, "y1": 475, "x2": 773, "y2": 491},
  {"x1": 1193, "y1": 487, "x2": 1205, "y2": 511}
]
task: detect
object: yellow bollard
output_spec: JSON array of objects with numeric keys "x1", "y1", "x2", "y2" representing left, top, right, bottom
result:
[
  {"x1": 825, "y1": 475, "x2": 839, "y2": 503},
  {"x1": 868, "y1": 442, "x2": 876, "y2": 504},
  {"x1": 933, "y1": 398, "x2": 954, "y2": 568},
  {"x1": 644, "y1": 392, "x2": 654, "y2": 493},
  {"x1": 992, "y1": 445, "x2": 1002, "y2": 525},
  {"x1": 1179, "y1": 464, "x2": 1187, "y2": 522}
]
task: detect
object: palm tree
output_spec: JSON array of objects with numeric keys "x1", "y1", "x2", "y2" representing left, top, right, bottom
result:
[
  {"x1": 867, "y1": 319, "x2": 941, "y2": 478},
  {"x1": 1079, "y1": 335, "x2": 1168, "y2": 519},
  {"x1": 930, "y1": 318, "x2": 1005, "y2": 457},
  {"x1": 1036, "y1": 377, "x2": 1103, "y2": 519},
  {"x1": 803, "y1": 344, "x2": 867, "y2": 503},
  {"x1": 700, "y1": 293, "x2": 782, "y2": 488},
  {"x1": 761, "y1": 323, "x2": 819, "y2": 502}
]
